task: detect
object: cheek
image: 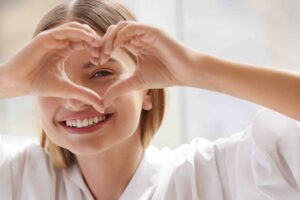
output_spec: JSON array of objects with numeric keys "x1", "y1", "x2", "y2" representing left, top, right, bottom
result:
[
  {"x1": 37, "y1": 97, "x2": 62, "y2": 141},
  {"x1": 86, "y1": 79, "x2": 115, "y2": 97},
  {"x1": 89, "y1": 82, "x2": 109, "y2": 96},
  {"x1": 112, "y1": 92, "x2": 144, "y2": 134},
  {"x1": 37, "y1": 97, "x2": 56, "y2": 122}
]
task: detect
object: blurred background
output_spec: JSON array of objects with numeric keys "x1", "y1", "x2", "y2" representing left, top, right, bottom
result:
[{"x1": 0, "y1": 0, "x2": 300, "y2": 148}]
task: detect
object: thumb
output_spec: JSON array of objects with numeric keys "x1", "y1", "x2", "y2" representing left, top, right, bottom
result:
[
  {"x1": 63, "y1": 81, "x2": 104, "y2": 113},
  {"x1": 103, "y1": 75, "x2": 142, "y2": 107}
]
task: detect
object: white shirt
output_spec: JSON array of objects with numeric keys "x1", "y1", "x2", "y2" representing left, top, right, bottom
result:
[{"x1": 1, "y1": 108, "x2": 300, "y2": 200}]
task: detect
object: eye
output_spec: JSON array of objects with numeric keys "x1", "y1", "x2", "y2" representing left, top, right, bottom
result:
[{"x1": 91, "y1": 69, "x2": 113, "y2": 79}]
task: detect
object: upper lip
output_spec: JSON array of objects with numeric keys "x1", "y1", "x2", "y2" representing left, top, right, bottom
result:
[{"x1": 58, "y1": 112, "x2": 113, "y2": 122}]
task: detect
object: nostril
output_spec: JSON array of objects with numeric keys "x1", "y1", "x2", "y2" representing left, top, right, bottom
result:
[{"x1": 63, "y1": 99, "x2": 92, "y2": 111}]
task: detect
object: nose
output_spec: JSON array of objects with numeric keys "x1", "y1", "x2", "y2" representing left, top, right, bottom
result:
[{"x1": 63, "y1": 98, "x2": 91, "y2": 111}]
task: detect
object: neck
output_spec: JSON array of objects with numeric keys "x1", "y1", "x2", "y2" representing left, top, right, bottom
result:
[{"x1": 76, "y1": 132, "x2": 144, "y2": 200}]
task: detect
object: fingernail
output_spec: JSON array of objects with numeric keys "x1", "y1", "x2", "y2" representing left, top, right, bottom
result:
[{"x1": 99, "y1": 104, "x2": 105, "y2": 113}]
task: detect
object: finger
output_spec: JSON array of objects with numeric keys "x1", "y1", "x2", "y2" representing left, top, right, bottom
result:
[
  {"x1": 114, "y1": 23, "x2": 146, "y2": 48},
  {"x1": 99, "y1": 21, "x2": 129, "y2": 64},
  {"x1": 53, "y1": 39, "x2": 70, "y2": 49},
  {"x1": 102, "y1": 21, "x2": 128, "y2": 54},
  {"x1": 99, "y1": 24, "x2": 116, "y2": 64},
  {"x1": 48, "y1": 27, "x2": 100, "y2": 49},
  {"x1": 123, "y1": 36, "x2": 147, "y2": 55},
  {"x1": 101, "y1": 23, "x2": 147, "y2": 64},
  {"x1": 62, "y1": 22, "x2": 101, "y2": 48},
  {"x1": 69, "y1": 42, "x2": 100, "y2": 59},
  {"x1": 61, "y1": 21, "x2": 100, "y2": 40},
  {"x1": 57, "y1": 41, "x2": 100, "y2": 60},
  {"x1": 63, "y1": 81, "x2": 104, "y2": 113},
  {"x1": 70, "y1": 41, "x2": 89, "y2": 50},
  {"x1": 103, "y1": 75, "x2": 142, "y2": 107},
  {"x1": 90, "y1": 56, "x2": 100, "y2": 66}
]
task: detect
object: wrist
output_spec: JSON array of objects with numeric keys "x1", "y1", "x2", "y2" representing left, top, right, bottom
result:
[
  {"x1": 0, "y1": 63, "x2": 27, "y2": 99},
  {"x1": 186, "y1": 52, "x2": 218, "y2": 89}
]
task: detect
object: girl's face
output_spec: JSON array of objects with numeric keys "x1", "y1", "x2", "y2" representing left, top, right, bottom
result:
[{"x1": 37, "y1": 48, "x2": 152, "y2": 155}]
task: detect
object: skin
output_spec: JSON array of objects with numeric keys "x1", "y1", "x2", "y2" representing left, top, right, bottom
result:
[
  {"x1": 38, "y1": 48, "x2": 153, "y2": 199},
  {"x1": 0, "y1": 22, "x2": 104, "y2": 112},
  {"x1": 0, "y1": 21, "x2": 300, "y2": 199},
  {"x1": 100, "y1": 21, "x2": 300, "y2": 121}
]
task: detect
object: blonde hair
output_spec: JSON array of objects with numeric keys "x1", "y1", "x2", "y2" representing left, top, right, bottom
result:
[{"x1": 35, "y1": 0, "x2": 166, "y2": 168}]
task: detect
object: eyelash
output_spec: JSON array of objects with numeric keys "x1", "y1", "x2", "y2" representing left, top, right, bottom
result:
[{"x1": 91, "y1": 70, "x2": 113, "y2": 79}]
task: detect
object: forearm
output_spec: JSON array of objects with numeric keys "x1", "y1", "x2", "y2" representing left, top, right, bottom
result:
[{"x1": 192, "y1": 54, "x2": 300, "y2": 120}]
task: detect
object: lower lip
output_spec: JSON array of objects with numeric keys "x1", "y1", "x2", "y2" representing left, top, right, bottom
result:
[{"x1": 59, "y1": 114, "x2": 113, "y2": 134}]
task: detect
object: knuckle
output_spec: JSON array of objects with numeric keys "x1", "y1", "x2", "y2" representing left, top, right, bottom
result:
[
  {"x1": 107, "y1": 25, "x2": 116, "y2": 31},
  {"x1": 36, "y1": 31, "x2": 47, "y2": 40},
  {"x1": 83, "y1": 24, "x2": 93, "y2": 30},
  {"x1": 63, "y1": 27, "x2": 74, "y2": 32},
  {"x1": 115, "y1": 31, "x2": 122, "y2": 41},
  {"x1": 118, "y1": 20, "x2": 128, "y2": 26},
  {"x1": 127, "y1": 23, "x2": 137, "y2": 31},
  {"x1": 69, "y1": 21, "x2": 81, "y2": 26},
  {"x1": 82, "y1": 24, "x2": 90, "y2": 28},
  {"x1": 151, "y1": 26, "x2": 162, "y2": 35},
  {"x1": 35, "y1": 31, "x2": 52, "y2": 44}
]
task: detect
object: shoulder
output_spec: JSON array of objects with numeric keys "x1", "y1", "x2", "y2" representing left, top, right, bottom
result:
[
  {"x1": 0, "y1": 137, "x2": 59, "y2": 187},
  {"x1": 0, "y1": 136, "x2": 71, "y2": 199},
  {"x1": 146, "y1": 109, "x2": 300, "y2": 169},
  {"x1": 217, "y1": 109, "x2": 300, "y2": 199},
  {"x1": 143, "y1": 138, "x2": 227, "y2": 199},
  {"x1": 146, "y1": 109, "x2": 300, "y2": 199},
  {"x1": 249, "y1": 108, "x2": 300, "y2": 149},
  {"x1": 0, "y1": 136, "x2": 50, "y2": 166}
]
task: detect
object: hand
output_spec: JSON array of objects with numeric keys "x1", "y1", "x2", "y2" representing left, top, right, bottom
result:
[
  {"x1": 1, "y1": 22, "x2": 104, "y2": 112},
  {"x1": 98, "y1": 21, "x2": 199, "y2": 105}
]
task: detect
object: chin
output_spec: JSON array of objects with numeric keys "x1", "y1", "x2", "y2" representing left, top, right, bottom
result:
[{"x1": 65, "y1": 140, "x2": 116, "y2": 156}]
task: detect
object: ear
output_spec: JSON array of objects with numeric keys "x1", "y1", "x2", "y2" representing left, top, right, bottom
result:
[{"x1": 142, "y1": 90, "x2": 153, "y2": 111}]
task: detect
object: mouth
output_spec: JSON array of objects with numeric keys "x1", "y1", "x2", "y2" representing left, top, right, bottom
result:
[{"x1": 59, "y1": 113, "x2": 114, "y2": 134}]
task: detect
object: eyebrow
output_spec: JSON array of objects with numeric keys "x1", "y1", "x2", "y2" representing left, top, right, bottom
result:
[{"x1": 83, "y1": 58, "x2": 119, "y2": 69}]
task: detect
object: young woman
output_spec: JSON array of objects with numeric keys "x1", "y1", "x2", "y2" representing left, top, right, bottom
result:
[{"x1": 0, "y1": 0, "x2": 299, "y2": 199}]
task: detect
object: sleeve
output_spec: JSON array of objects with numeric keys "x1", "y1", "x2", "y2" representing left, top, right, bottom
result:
[{"x1": 221, "y1": 109, "x2": 300, "y2": 199}]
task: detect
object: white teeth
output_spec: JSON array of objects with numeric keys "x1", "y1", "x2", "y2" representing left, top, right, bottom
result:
[
  {"x1": 93, "y1": 116, "x2": 99, "y2": 123},
  {"x1": 82, "y1": 119, "x2": 89, "y2": 127},
  {"x1": 65, "y1": 115, "x2": 110, "y2": 128},
  {"x1": 76, "y1": 119, "x2": 83, "y2": 128},
  {"x1": 88, "y1": 118, "x2": 93, "y2": 126}
]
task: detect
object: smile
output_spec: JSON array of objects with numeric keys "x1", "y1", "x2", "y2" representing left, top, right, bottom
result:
[
  {"x1": 65, "y1": 115, "x2": 108, "y2": 128},
  {"x1": 59, "y1": 113, "x2": 113, "y2": 134}
]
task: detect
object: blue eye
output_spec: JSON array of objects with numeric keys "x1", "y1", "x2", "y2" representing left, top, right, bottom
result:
[{"x1": 91, "y1": 70, "x2": 113, "y2": 79}]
